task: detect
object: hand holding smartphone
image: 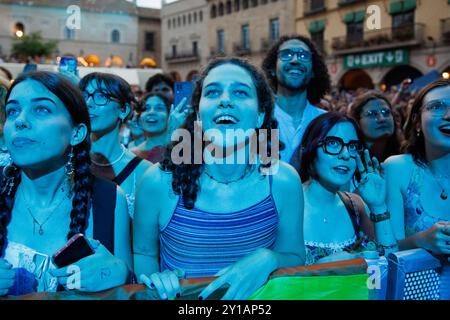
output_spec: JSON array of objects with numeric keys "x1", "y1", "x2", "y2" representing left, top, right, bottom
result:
[
  {"x1": 52, "y1": 234, "x2": 95, "y2": 268},
  {"x1": 173, "y1": 81, "x2": 194, "y2": 110}
]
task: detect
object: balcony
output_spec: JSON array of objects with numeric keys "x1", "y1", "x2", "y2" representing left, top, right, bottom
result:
[
  {"x1": 165, "y1": 51, "x2": 200, "y2": 64},
  {"x1": 442, "y1": 18, "x2": 450, "y2": 44},
  {"x1": 209, "y1": 46, "x2": 226, "y2": 58},
  {"x1": 337, "y1": 0, "x2": 363, "y2": 7},
  {"x1": 233, "y1": 42, "x2": 252, "y2": 56},
  {"x1": 304, "y1": 0, "x2": 327, "y2": 16},
  {"x1": 260, "y1": 38, "x2": 277, "y2": 53},
  {"x1": 331, "y1": 23, "x2": 425, "y2": 55}
]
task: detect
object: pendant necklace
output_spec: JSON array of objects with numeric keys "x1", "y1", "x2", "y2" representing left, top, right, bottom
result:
[
  {"x1": 428, "y1": 167, "x2": 448, "y2": 200},
  {"x1": 21, "y1": 186, "x2": 68, "y2": 236}
]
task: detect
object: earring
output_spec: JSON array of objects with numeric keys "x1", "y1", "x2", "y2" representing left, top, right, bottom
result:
[
  {"x1": 2, "y1": 164, "x2": 18, "y2": 196},
  {"x1": 416, "y1": 130, "x2": 421, "y2": 138},
  {"x1": 65, "y1": 146, "x2": 75, "y2": 177}
]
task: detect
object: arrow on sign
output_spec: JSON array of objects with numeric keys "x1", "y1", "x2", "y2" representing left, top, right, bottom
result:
[{"x1": 386, "y1": 53, "x2": 394, "y2": 63}]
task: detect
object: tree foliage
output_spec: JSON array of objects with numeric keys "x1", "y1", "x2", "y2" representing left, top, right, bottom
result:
[{"x1": 12, "y1": 32, "x2": 58, "y2": 60}]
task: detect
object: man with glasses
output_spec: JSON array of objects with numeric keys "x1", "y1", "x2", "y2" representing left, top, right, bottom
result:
[{"x1": 262, "y1": 35, "x2": 331, "y2": 165}]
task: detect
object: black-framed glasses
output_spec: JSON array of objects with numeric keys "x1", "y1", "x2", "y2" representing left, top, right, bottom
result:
[
  {"x1": 318, "y1": 136, "x2": 363, "y2": 157},
  {"x1": 423, "y1": 99, "x2": 450, "y2": 117},
  {"x1": 83, "y1": 90, "x2": 119, "y2": 106},
  {"x1": 361, "y1": 108, "x2": 392, "y2": 119},
  {"x1": 277, "y1": 48, "x2": 312, "y2": 62}
]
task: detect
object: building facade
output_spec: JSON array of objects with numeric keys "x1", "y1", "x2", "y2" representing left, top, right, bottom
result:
[
  {"x1": 295, "y1": 0, "x2": 450, "y2": 90},
  {"x1": 0, "y1": 0, "x2": 144, "y2": 67},
  {"x1": 137, "y1": 7, "x2": 162, "y2": 68},
  {"x1": 161, "y1": 0, "x2": 209, "y2": 81},
  {"x1": 207, "y1": 0, "x2": 296, "y2": 68}
]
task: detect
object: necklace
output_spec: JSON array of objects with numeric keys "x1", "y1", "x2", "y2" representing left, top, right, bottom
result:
[
  {"x1": 204, "y1": 165, "x2": 255, "y2": 185},
  {"x1": 91, "y1": 144, "x2": 127, "y2": 167},
  {"x1": 20, "y1": 186, "x2": 68, "y2": 236},
  {"x1": 428, "y1": 166, "x2": 449, "y2": 200}
]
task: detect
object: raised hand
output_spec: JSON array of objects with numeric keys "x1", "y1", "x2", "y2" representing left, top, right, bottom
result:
[
  {"x1": 166, "y1": 97, "x2": 193, "y2": 140},
  {"x1": 356, "y1": 149, "x2": 386, "y2": 212}
]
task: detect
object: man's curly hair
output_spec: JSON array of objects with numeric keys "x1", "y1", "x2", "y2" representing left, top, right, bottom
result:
[{"x1": 261, "y1": 35, "x2": 331, "y2": 105}]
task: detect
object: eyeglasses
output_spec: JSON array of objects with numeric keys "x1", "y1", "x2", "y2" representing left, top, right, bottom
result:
[
  {"x1": 83, "y1": 90, "x2": 119, "y2": 106},
  {"x1": 318, "y1": 136, "x2": 363, "y2": 158},
  {"x1": 277, "y1": 49, "x2": 312, "y2": 62},
  {"x1": 423, "y1": 100, "x2": 450, "y2": 117},
  {"x1": 361, "y1": 108, "x2": 392, "y2": 119}
]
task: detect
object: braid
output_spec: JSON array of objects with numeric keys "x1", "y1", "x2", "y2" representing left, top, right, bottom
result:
[
  {"x1": 0, "y1": 167, "x2": 21, "y2": 254},
  {"x1": 68, "y1": 143, "x2": 94, "y2": 239}
]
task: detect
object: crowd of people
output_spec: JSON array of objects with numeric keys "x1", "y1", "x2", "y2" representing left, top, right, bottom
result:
[{"x1": 0, "y1": 34, "x2": 448, "y2": 299}]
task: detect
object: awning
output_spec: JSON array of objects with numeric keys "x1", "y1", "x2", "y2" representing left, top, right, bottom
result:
[
  {"x1": 140, "y1": 57, "x2": 157, "y2": 67},
  {"x1": 308, "y1": 20, "x2": 326, "y2": 33},
  {"x1": 343, "y1": 11, "x2": 365, "y2": 24},
  {"x1": 389, "y1": 0, "x2": 416, "y2": 15}
]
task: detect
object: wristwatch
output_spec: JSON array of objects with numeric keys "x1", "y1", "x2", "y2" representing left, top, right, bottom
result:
[{"x1": 370, "y1": 211, "x2": 391, "y2": 223}]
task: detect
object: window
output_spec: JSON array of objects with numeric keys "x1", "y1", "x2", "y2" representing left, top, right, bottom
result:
[
  {"x1": 261, "y1": 0, "x2": 268, "y2": 4},
  {"x1": 64, "y1": 26, "x2": 75, "y2": 40},
  {"x1": 172, "y1": 45, "x2": 177, "y2": 57},
  {"x1": 194, "y1": 12, "x2": 197, "y2": 23},
  {"x1": 199, "y1": 10, "x2": 203, "y2": 21},
  {"x1": 188, "y1": 13, "x2": 192, "y2": 24},
  {"x1": 111, "y1": 29, "x2": 120, "y2": 43},
  {"x1": 211, "y1": 5, "x2": 217, "y2": 19},
  {"x1": 219, "y1": 2, "x2": 224, "y2": 16},
  {"x1": 346, "y1": 21, "x2": 363, "y2": 45},
  {"x1": 309, "y1": 0, "x2": 325, "y2": 11},
  {"x1": 178, "y1": 16, "x2": 181, "y2": 27},
  {"x1": 311, "y1": 30, "x2": 324, "y2": 53},
  {"x1": 193, "y1": 41, "x2": 198, "y2": 55},
  {"x1": 241, "y1": 24, "x2": 250, "y2": 49},
  {"x1": 243, "y1": 0, "x2": 249, "y2": 9},
  {"x1": 145, "y1": 32, "x2": 155, "y2": 51},
  {"x1": 234, "y1": 0, "x2": 240, "y2": 11},
  {"x1": 168, "y1": 19, "x2": 171, "y2": 29},
  {"x1": 183, "y1": 15, "x2": 186, "y2": 25},
  {"x1": 226, "y1": 1, "x2": 232, "y2": 14},
  {"x1": 14, "y1": 22, "x2": 25, "y2": 37},
  {"x1": 392, "y1": 10, "x2": 415, "y2": 40},
  {"x1": 269, "y1": 18, "x2": 280, "y2": 42},
  {"x1": 217, "y1": 29, "x2": 225, "y2": 53},
  {"x1": 251, "y1": 0, "x2": 258, "y2": 7}
]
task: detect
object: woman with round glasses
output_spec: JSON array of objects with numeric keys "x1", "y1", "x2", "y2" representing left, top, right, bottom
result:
[
  {"x1": 134, "y1": 58, "x2": 305, "y2": 300},
  {"x1": 348, "y1": 92, "x2": 403, "y2": 162},
  {"x1": 385, "y1": 79, "x2": 450, "y2": 255},
  {"x1": 79, "y1": 73, "x2": 152, "y2": 219},
  {"x1": 299, "y1": 112, "x2": 397, "y2": 264},
  {"x1": 0, "y1": 71, "x2": 131, "y2": 296}
]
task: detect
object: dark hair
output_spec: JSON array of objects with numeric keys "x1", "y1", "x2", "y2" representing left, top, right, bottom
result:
[
  {"x1": 161, "y1": 57, "x2": 281, "y2": 209},
  {"x1": 0, "y1": 67, "x2": 13, "y2": 81},
  {"x1": 348, "y1": 91, "x2": 402, "y2": 162},
  {"x1": 403, "y1": 78, "x2": 450, "y2": 165},
  {"x1": 145, "y1": 73, "x2": 174, "y2": 93},
  {"x1": 137, "y1": 92, "x2": 171, "y2": 114},
  {"x1": 79, "y1": 72, "x2": 136, "y2": 119},
  {"x1": 1, "y1": 71, "x2": 93, "y2": 253},
  {"x1": 299, "y1": 112, "x2": 365, "y2": 182},
  {"x1": 261, "y1": 35, "x2": 331, "y2": 105}
]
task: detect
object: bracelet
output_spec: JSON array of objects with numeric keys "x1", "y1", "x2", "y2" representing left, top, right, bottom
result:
[{"x1": 370, "y1": 211, "x2": 391, "y2": 223}]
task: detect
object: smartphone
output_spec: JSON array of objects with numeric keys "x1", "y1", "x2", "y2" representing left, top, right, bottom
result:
[
  {"x1": 59, "y1": 56, "x2": 78, "y2": 74},
  {"x1": 22, "y1": 63, "x2": 37, "y2": 73},
  {"x1": 52, "y1": 233, "x2": 95, "y2": 268},
  {"x1": 173, "y1": 81, "x2": 194, "y2": 109}
]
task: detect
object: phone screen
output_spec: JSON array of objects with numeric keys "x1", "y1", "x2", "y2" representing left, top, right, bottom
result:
[
  {"x1": 59, "y1": 56, "x2": 78, "y2": 74},
  {"x1": 52, "y1": 234, "x2": 94, "y2": 268},
  {"x1": 173, "y1": 81, "x2": 194, "y2": 109}
]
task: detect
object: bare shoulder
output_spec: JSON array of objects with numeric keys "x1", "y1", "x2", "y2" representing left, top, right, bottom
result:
[
  {"x1": 137, "y1": 163, "x2": 173, "y2": 195},
  {"x1": 270, "y1": 161, "x2": 302, "y2": 190},
  {"x1": 384, "y1": 154, "x2": 414, "y2": 186},
  {"x1": 135, "y1": 157, "x2": 153, "y2": 177}
]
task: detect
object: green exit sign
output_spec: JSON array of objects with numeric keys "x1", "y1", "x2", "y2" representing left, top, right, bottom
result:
[{"x1": 344, "y1": 49, "x2": 409, "y2": 69}]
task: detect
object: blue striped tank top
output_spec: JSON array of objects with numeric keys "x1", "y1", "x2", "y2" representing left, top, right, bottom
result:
[{"x1": 159, "y1": 176, "x2": 279, "y2": 279}]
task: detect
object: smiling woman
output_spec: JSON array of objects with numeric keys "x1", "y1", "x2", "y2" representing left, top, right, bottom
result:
[
  {"x1": 133, "y1": 58, "x2": 305, "y2": 300},
  {"x1": 298, "y1": 112, "x2": 398, "y2": 265},
  {"x1": 0, "y1": 71, "x2": 132, "y2": 296}
]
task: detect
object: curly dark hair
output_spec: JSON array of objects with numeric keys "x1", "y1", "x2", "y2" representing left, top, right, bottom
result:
[
  {"x1": 403, "y1": 78, "x2": 450, "y2": 166},
  {"x1": 298, "y1": 112, "x2": 366, "y2": 182},
  {"x1": 261, "y1": 35, "x2": 331, "y2": 105},
  {"x1": 348, "y1": 91, "x2": 402, "y2": 162},
  {"x1": 160, "y1": 57, "x2": 282, "y2": 209},
  {"x1": 1, "y1": 71, "x2": 93, "y2": 254},
  {"x1": 79, "y1": 72, "x2": 136, "y2": 122},
  {"x1": 144, "y1": 73, "x2": 174, "y2": 93}
]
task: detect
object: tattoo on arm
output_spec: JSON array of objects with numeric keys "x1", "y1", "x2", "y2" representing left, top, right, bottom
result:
[{"x1": 100, "y1": 268, "x2": 111, "y2": 279}]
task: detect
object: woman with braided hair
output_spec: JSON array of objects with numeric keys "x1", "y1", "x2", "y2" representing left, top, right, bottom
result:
[
  {"x1": 0, "y1": 71, "x2": 131, "y2": 296},
  {"x1": 134, "y1": 58, "x2": 305, "y2": 300}
]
